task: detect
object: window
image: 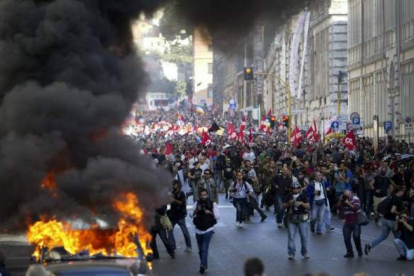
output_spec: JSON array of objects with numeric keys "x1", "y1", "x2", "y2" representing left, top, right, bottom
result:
[
  {"x1": 207, "y1": 85, "x2": 213, "y2": 98},
  {"x1": 208, "y1": 63, "x2": 213, "y2": 74}
]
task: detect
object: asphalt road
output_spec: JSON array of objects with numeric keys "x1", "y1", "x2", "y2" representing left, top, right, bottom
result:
[
  {"x1": 1, "y1": 194, "x2": 412, "y2": 276},
  {"x1": 152, "y1": 194, "x2": 413, "y2": 276}
]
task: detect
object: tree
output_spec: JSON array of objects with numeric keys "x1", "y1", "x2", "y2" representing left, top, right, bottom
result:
[{"x1": 175, "y1": 80, "x2": 187, "y2": 97}]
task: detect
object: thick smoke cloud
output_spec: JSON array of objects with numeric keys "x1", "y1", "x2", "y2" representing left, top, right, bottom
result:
[
  {"x1": 0, "y1": 0, "x2": 310, "y2": 231},
  {"x1": 0, "y1": 0, "x2": 171, "y2": 231},
  {"x1": 168, "y1": 0, "x2": 312, "y2": 51}
]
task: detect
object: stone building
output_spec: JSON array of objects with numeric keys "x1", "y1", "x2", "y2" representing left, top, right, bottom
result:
[
  {"x1": 263, "y1": 0, "x2": 348, "y2": 131},
  {"x1": 348, "y1": 0, "x2": 414, "y2": 139}
]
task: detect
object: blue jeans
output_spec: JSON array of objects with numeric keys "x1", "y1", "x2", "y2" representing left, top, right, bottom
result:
[
  {"x1": 324, "y1": 201, "x2": 332, "y2": 228},
  {"x1": 214, "y1": 170, "x2": 223, "y2": 190},
  {"x1": 311, "y1": 201, "x2": 326, "y2": 233},
  {"x1": 288, "y1": 221, "x2": 309, "y2": 256},
  {"x1": 168, "y1": 218, "x2": 192, "y2": 249},
  {"x1": 275, "y1": 195, "x2": 286, "y2": 224},
  {"x1": 394, "y1": 238, "x2": 414, "y2": 260},
  {"x1": 363, "y1": 190, "x2": 373, "y2": 215},
  {"x1": 370, "y1": 219, "x2": 399, "y2": 248},
  {"x1": 196, "y1": 231, "x2": 214, "y2": 268},
  {"x1": 343, "y1": 223, "x2": 362, "y2": 255},
  {"x1": 233, "y1": 197, "x2": 247, "y2": 223}
]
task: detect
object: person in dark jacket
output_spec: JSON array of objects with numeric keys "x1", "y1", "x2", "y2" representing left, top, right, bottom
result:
[
  {"x1": 273, "y1": 167, "x2": 292, "y2": 228},
  {"x1": 193, "y1": 189, "x2": 220, "y2": 274},
  {"x1": 168, "y1": 180, "x2": 192, "y2": 252},
  {"x1": 0, "y1": 250, "x2": 11, "y2": 276},
  {"x1": 150, "y1": 205, "x2": 175, "y2": 260}
]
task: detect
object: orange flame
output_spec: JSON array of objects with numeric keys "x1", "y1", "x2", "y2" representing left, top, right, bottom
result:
[
  {"x1": 27, "y1": 193, "x2": 152, "y2": 261},
  {"x1": 40, "y1": 172, "x2": 58, "y2": 198}
]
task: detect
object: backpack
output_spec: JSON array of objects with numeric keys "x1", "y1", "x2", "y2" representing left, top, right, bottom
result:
[{"x1": 377, "y1": 196, "x2": 392, "y2": 216}]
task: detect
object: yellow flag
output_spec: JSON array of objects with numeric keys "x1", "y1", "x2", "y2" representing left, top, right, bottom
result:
[{"x1": 216, "y1": 127, "x2": 225, "y2": 136}]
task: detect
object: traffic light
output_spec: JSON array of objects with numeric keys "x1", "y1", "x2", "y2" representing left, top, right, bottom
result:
[
  {"x1": 283, "y1": 115, "x2": 289, "y2": 127},
  {"x1": 270, "y1": 115, "x2": 276, "y2": 128},
  {"x1": 338, "y1": 71, "x2": 346, "y2": 83},
  {"x1": 244, "y1": 67, "x2": 254, "y2": 81}
]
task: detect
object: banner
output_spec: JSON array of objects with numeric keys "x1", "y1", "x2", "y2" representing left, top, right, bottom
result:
[
  {"x1": 297, "y1": 11, "x2": 311, "y2": 100},
  {"x1": 289, "y1": 12, "x2": 307, "y2": 97}
]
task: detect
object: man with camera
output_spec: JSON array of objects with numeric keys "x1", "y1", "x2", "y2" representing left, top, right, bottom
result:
[
  {"x1": 230, "y1": 171, "x2": 254, "y2": 228},
  {"x1": 394, "y1": 210, "x2": 414, "y2": 261},
  {"x1": 337, "y1": 189, "x2": 363, "y2": 258},
  {"x1": 283, "y1": 181, "x2": 311, "y2": 260},
  {"x1": 193, "y1": 189, "x2": 220, "y2": 274}
]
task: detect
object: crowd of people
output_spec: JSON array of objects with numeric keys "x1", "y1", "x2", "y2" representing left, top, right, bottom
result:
[{"x1": 130, "y1": 102, "x2": 414, "y2": 274}]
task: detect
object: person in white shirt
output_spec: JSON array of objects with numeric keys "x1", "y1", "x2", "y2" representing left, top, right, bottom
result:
[
  {"x1": 243, "y1": 147, "x2": 256, "y2": 163},
  {"x1": 311, "y1": 172, "x2": 328, "y2": 235},
  {"x1": 188, "y1": 152, "x2": 198, "y2": 169},
  {"x1": 230, "y1": 170, "x2": 254, "y2": 228},
  {"x1": 193, "y1": 189, "x2": 220, "y2": 274}
]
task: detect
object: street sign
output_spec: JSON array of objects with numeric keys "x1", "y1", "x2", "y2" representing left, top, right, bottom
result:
[
  {"x1": 384, "y1": 121, "x2": 393, "y2": 133},
  {"x1": 331, "y1": 121, "x2": 340, "y2": 130},
  {"x1": 352, "y1": 117, "x2": 361, "y2": 125},
  {"x1": 350, "y1": 112, "x2": 360, "y2": 120},
  {"x1": 404, "y1": 117, "x2": 413, "y2": 134}
]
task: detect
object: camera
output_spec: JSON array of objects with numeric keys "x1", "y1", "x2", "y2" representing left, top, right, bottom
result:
[{"x1": 317, "y1": 190, "x2": 321, "y2": 196}]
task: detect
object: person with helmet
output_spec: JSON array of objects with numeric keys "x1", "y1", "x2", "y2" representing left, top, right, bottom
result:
[{"x1": 283, "y1": 181, "x2": 311, "y2": 260}]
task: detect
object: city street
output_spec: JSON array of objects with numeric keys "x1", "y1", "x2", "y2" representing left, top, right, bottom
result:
[
  {"x1": 1, "y1": 195, "x2": 412, "y2": 276},
  {"x1": 152, "y1": 194, "x2": 413, "y2": 276}
]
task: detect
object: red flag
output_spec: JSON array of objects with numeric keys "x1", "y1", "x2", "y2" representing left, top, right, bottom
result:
[
  {"x1": 164, "y1": 141, "x2": 173, "y2": 155},
  {"x1": 238, "y1": 131, "x2": 245, "y2": 144},
  {"x1": 290, "y1": 126, "x2": 303, "y2": 147},
  {"x1": 249, "y1": 128, "x2": 253, "y2": 143},
  {"x1": 227, "y1": 123, "x2": 238, "y2": 141},
  {"x1": 227, "y1": 123, "x2": 235, "y2": 136},
  {"x1": 201, "y1": 131, "x2": 211, "y2": 146},
  {"x1": 343, "y1": 131, "x2": 356, "y2": 150},
  {"x1": 305, "y1": 126, "x2": 314, "y2": 141},
  {"x1": 312, "y1": 121, "x2": 320, "y2": 141},
  {"x1": 259, "y1": 115, "x2": 267, "y2": 132},
  {"x1": 240, "y1": 113, "x2": 247, "y2": 133},
  {"x1": 267, "y1": 108, "x2": 272, "y2": 117}
]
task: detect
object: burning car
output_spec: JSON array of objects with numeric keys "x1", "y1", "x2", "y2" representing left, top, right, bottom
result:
[
  {"x1": 26, "y1": 192, "x2": 155, "y2": 275},
  {"x1": 27, "y1": 249, "x2": 152, "y2": 276}
]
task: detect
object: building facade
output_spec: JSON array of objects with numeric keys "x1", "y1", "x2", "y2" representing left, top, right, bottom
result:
[
  {"x1": 264, "y1": 0, "x2": 348, "y2": 130},
  {"x1": 348, "y1": 0, "x2": 414, "y2": 139},
  {"x1": 193, "y1": 28, "x2": 214, "y2": 106}
]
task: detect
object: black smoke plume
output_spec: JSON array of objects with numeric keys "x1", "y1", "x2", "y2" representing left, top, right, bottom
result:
[
  {"x1": 164, "y1": 0, "x2": 313, "y2": 51},
  {"x1": 0, "y1": 0, "x2": 171, "y2": 231}
]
